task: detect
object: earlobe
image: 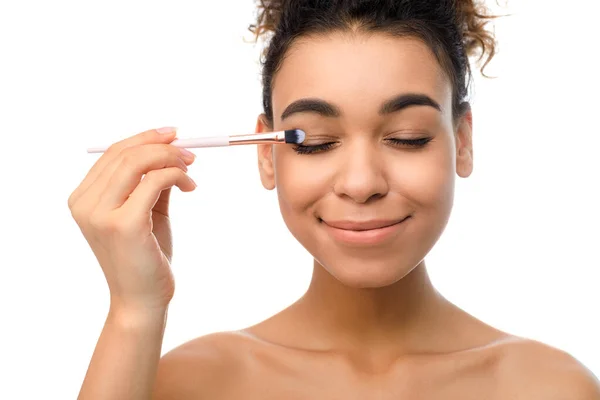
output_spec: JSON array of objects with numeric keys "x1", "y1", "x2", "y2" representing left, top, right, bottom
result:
[
  {"x1": 456, "y1": 107, "x2": 474, "y2": 178},
  {"x1": 256, "y1": 114, "x2": 276, "y2": 190}
]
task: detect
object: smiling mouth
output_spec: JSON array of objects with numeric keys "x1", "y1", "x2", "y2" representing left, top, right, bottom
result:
[
  {"x1": 318, "y1": 216, "x2": 411, "y2": 246},
  {"x1": 318, "y1": 216, "x2": 411, "y2": 231}
]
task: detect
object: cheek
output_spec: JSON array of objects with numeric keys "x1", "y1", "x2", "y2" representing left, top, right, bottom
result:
[
  {"x1": 273, "y1": 149, "x2": 330, "y2": 216},
  {"x1": 389, "y1": 140, "x2": 455, "y2": 208}
]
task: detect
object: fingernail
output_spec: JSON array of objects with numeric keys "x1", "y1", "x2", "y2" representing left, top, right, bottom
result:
[
  {"x1": 180, "y1": 148, "x2": 195, "y2": 159},
  {"x1": 157, "y1": 127, "x2": 177, "y2": 134}
]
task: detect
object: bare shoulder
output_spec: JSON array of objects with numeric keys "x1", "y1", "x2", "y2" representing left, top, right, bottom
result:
[
  {"x1": 495, "y1": 337, "x2": 600, "y2": 399},
  {"x1": 152, "y1": 331, "x2": 252, "y2": 400}
]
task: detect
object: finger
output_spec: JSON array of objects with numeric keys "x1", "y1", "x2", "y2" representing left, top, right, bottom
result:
[
  {"x1": 78, "y1": 143, "x2": 194, "y2": 214},
  {"x1": 152, "y1": 187, "x2": 172, "y2": 217},
  {"x1": 121, "y1": 167, "x2": 197, "y2": 218},
  {"x1": 68, "y1": 127, "x2": 178, "y2": 208},
  {"x1": 94, "y1": 144, "x2": 194, "y2": 211}
]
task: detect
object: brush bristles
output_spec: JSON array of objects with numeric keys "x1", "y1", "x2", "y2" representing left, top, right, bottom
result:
[{"x1": 284, "y1": 129, "x2": 306, "y2": 144}]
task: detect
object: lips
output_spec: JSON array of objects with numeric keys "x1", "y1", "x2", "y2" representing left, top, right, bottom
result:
[
  {"x1": 321, "y1": 217, "x2": 409, "y2": 231},
  {"x1": 319, "y1": 216, "x2": 411, "y2": 246}
]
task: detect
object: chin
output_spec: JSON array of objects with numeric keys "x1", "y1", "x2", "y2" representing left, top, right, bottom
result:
[{"x1": 316, "y1": 254, "x2": 419, "y2": 289}]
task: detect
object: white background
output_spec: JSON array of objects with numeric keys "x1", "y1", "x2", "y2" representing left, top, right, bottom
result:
[{"x1": 1, "y1": 0, "x2": 598, "y2": 398}]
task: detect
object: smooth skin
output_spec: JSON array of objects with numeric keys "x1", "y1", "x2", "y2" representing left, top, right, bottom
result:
[
  {"x1": 70, "y1": 127, "x2": 197, "y2": 399},
  {"x1": 73, "y1": 33, "x2": 600, "y2": 399}
]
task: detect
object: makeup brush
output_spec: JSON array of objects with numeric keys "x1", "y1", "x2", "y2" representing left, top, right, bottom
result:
[{"x1": 86, "y1": 129, "x2": 306, "y2": 153}]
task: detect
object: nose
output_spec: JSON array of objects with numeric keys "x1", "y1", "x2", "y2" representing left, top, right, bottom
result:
[{"x1": 332, "y1": 141, "x2": 389, "y2": 204}]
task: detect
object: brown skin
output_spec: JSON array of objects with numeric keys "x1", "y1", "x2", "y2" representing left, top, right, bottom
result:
[{"x1": 153, "y1": 33, "x2": 600, "y2": 399}]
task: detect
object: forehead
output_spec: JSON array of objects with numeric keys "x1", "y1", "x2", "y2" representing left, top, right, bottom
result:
[{"x1": 271, "y1": 33, "x2": 452, "y2": 120}]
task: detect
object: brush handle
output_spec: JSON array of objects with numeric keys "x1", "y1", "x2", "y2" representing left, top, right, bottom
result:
[
  {"x1": 85, "y1": 130, "x2": 295, "y2": 153},
  {"x1": 170, "y1": 136, "x2": 230, "y2": 148},
  {"x1": 86, "y1": 136, "x2": 230, "y2": 153}
]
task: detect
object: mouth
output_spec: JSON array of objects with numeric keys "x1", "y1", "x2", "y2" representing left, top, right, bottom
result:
[
  {"x1": 319, "y1": 216, "x2": 411, "y2": 246},
  {"x1": 320, "y1": 218, "x2": 409, "y2": 231}
]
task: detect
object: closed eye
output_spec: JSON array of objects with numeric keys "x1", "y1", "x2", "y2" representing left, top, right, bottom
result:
[
  {"x1": 386, "y1": 137, "x2": 432, "y2": 148},
  {"x1": 292, "y1": 137, "x2": 432, "y2": 155},
  {"x1": 293, "y1": 142, "x2": 336, "y2": 155}
]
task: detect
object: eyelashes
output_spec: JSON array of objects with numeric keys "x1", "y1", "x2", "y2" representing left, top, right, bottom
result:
[
  {"x1": 293, "y1": 142, "x2": 336, "y2": 155},
  {"x1": 292, "y1": 137, "x2": 433, "y2": 155}
]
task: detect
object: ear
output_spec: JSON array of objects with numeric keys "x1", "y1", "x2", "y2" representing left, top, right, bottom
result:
[
  {"x1": 455, "y1": 105, "x2": 473, "y2": 178},
  {"x1": 256, "y1": 114, "x2": 276, "y2": 190}
]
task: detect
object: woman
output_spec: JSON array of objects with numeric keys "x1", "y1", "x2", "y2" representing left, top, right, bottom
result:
[{"x1": 71, "y1": 0, "x2": 599, "y2": 398}]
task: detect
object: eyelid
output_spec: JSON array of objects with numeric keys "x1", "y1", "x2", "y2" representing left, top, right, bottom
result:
[
  {"x1": 385, "y1": 130, "x2": 431, "y2": 138},
  {"x1": 301, "y1": 132, "x2": 339, "y2": 140},
  {"x1": 295, "y1": 140, "x2": 337, "y2": 148},
  {"x1": 299, "y1": 139, "x2": 337, "y2": 146}
]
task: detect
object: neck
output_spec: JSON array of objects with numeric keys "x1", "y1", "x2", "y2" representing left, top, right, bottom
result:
[{"x1": 292, "y1": 260, "x2": 453, "y2": 355}]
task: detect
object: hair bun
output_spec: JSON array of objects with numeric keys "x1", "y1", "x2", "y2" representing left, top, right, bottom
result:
[
  {"x1": 249, "y1": 0, "x2": 283, "y2": 40},
  {"x1": 455, "y1": 0, "x2": 499, "y2": 75}
]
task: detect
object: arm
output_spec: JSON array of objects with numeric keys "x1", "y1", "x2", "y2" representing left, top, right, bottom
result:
[{"x1": 77, "y1": 306, "x2": 168, "y2": 400}]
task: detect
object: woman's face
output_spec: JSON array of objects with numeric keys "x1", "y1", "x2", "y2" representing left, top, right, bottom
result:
[{"x1": 257, "y1": 33, "x2": 473, "y2": 288}]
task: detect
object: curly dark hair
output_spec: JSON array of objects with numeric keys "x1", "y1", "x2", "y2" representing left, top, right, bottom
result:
[{"x1": 249, "y1": 0, "x2": 499, "y2": 126}]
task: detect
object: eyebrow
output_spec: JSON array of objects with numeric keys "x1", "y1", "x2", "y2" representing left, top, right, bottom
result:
[{"x1": 280, "y1": 93, "x2": 442, "y2": 122}]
